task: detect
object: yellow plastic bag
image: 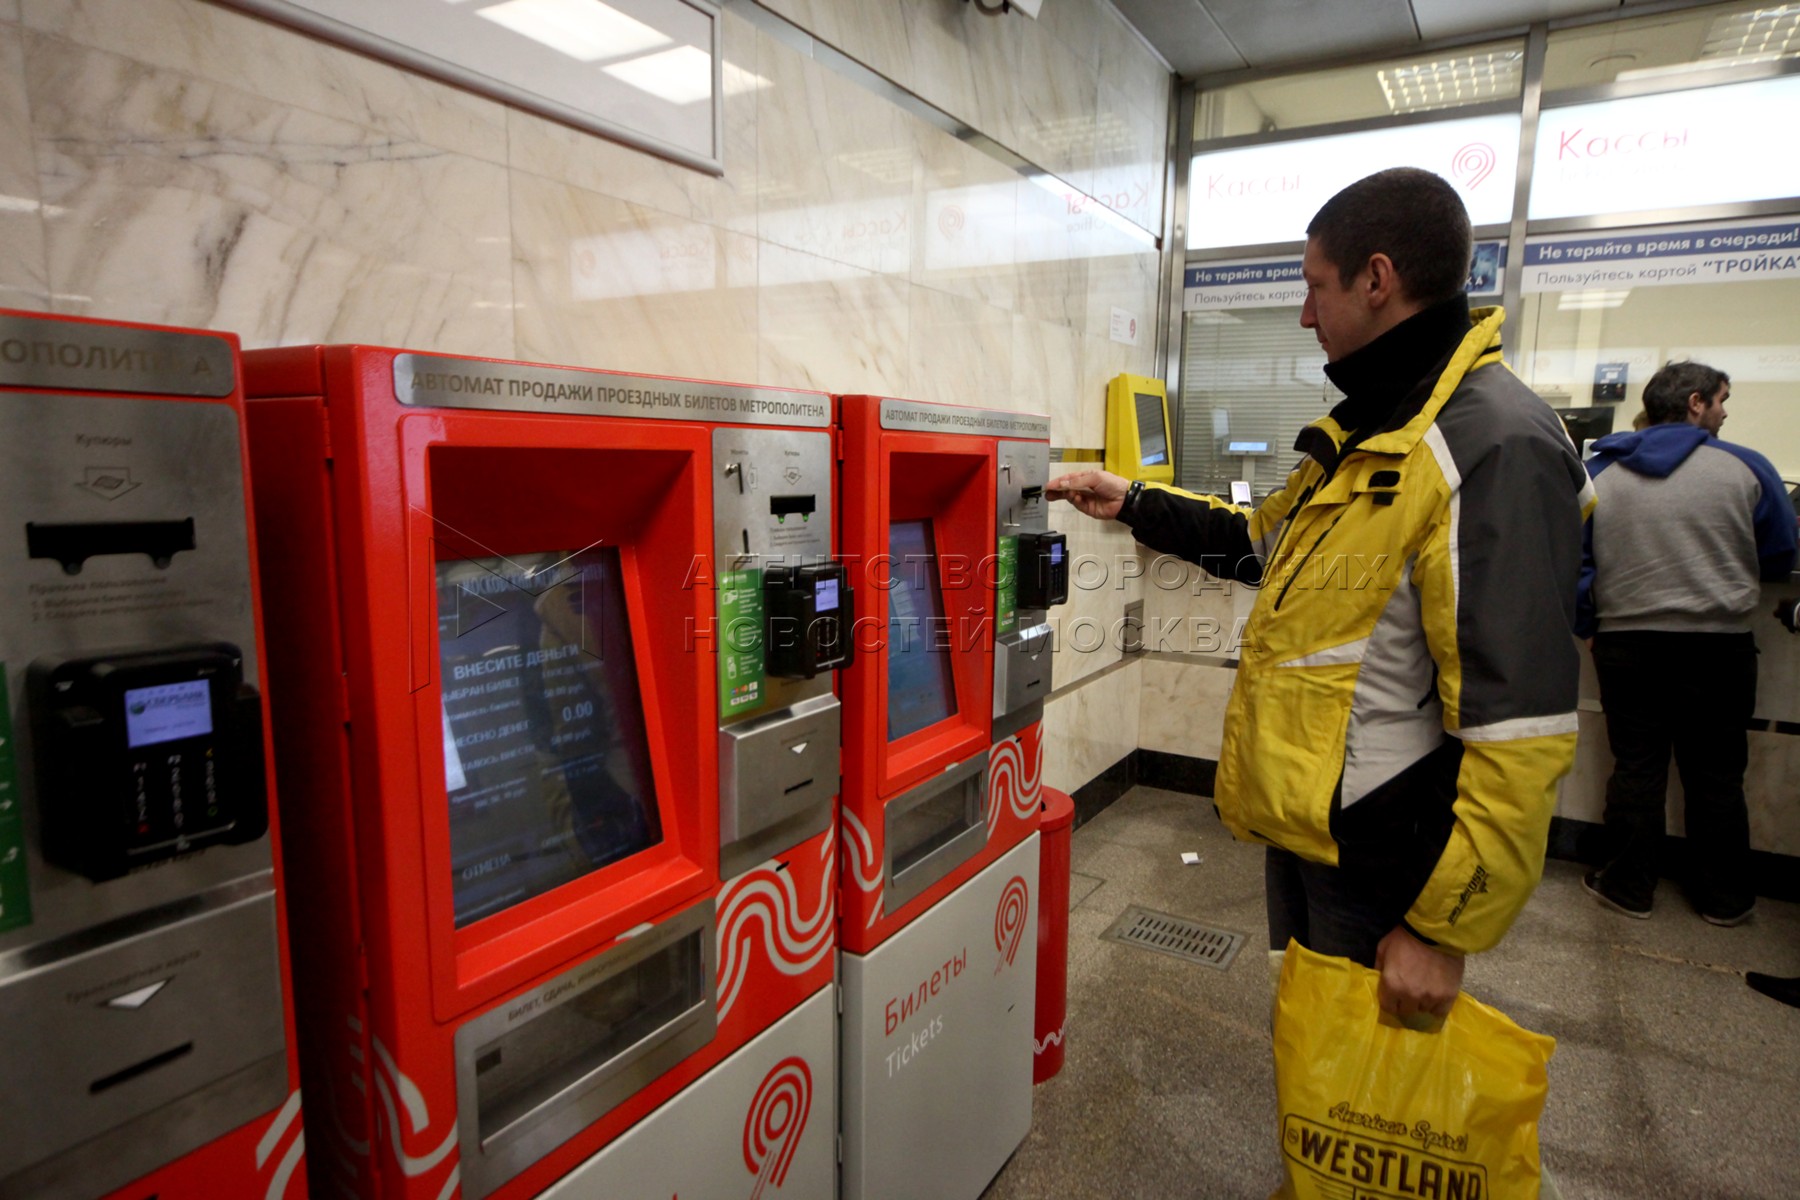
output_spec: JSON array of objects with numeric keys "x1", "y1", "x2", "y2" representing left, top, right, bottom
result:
[{"x1": 1272, "y1": 942, "x2": 1555, "y2": 1200}]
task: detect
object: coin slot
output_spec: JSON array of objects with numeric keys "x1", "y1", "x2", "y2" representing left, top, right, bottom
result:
[{"x1": 782, "y1": 777, "x2": 814, "y2": 795}]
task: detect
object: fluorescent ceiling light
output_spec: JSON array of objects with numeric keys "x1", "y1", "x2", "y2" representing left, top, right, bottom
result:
[
  {"x1": 604, "y1": 44, "x2": 712, "y2": 104},
  {"x1": 1378, "y1": 51, "x2": 1522, "y2": 116},
  {"x1": 1556, "y1": 289, "x2": 1631, "y2": 310},
  {"x1": 476, "y1": 0, "x2": 670, "y2": 63},
  {"x1": 1701, "y1": 3, "x2": 1800, "y2": 62}
]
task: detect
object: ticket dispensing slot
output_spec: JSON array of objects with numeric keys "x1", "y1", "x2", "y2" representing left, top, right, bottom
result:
[
  {"x1": 26, "y1": 517, "x2": 197, "y2": 574},
  {"x1": 992, "y1": 621, "x2": 1052, "y2": 724},
  {"x1": 713, "y1": 426, "x2": 842, "y2": 875},
  {"x1": 454, "y1": 901, "x2": 717, "y2": 1200},
  {"x1": 883, "y1": 753, "x2": 987, "y2": 910}
]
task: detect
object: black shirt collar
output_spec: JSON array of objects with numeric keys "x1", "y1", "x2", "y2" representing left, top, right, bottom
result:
[{"x1": 1322, "y1": 293, "x2": 1471, "y2": 436}]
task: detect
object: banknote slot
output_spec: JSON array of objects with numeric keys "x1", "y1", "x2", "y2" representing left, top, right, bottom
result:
[
  {"x1": 27, "y1": 518, "x2": 197, "y2": 574},
  {"x1": 89, "y1": 1042, "x2": 194, "y2": 1095},
  {"x1": 783, "y1": 777, "x2": 815, "y2": 795}
]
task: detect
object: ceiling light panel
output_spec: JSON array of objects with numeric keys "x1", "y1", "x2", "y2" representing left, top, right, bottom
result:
[
  {"x1": 1378, "y1": 50, "x2": 1524, "y2": 114},
  {"x1": 475, "y1": 0, "x2": 671, "y2": 63}
]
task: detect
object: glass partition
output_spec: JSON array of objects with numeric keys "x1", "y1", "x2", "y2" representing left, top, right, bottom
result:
[
  {"x1": 1543, "y1": 1, "x2": 1800, "y2": 92},
  {"x1": 1195, "y1": 40, "x2": 1524, "y2": 142}
]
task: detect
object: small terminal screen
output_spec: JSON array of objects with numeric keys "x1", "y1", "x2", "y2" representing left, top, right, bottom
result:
[
  {"x1": 887, "y1": 520, "x2": 958, "y2": 741},
  {"x1": 124, "y1": 679, "x2": 213, "y2": 749},
  {"x1": 1136, "y1": 392, "x2": 1168, "y2": 467},
  {"x1": 438, "y1": 548, "x2": 660, "y2": 927}
]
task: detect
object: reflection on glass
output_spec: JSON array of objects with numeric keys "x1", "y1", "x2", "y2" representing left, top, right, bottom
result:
[
  {"x1": 1543, "y1": 1, "x2": 1800, "y2": 91},
  {"x1": 438, "y1": 548, "x2": 660, "y2": 928},
  {"x1": 886, "y1": 520, "x2": 958, "y2": 741},
  {"x1": 1193, "y1": 40, "x2": 1524, "y2": 141}
]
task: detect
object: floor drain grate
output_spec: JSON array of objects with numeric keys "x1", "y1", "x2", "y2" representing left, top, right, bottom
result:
[{"x1": 1100, "y1": 905, "x2": 1244, "y2": 971}]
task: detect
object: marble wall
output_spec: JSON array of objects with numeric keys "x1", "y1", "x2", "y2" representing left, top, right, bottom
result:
[{"x1": 0, "y1": 0, "x2": 1172, "y2": 794}]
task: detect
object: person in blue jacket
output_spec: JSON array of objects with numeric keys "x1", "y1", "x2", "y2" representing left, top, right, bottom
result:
[{"x1": 1576, "y1": 360, "x2": 1797, "y2": 924}]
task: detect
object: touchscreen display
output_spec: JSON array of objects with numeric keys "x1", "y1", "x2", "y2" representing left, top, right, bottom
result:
[
  {"x1": 887, "y1": 520, "x2": 958, "y2": 741},
  {"x1": 438, "y1": 548, "x2": 660, "y2": 928},
  {"x1": 1136, "y1": 391, "x2": 1168, "y2": 467},
  {"x1": 124, "y1": 679, "x2": 213, "y2": 749}
]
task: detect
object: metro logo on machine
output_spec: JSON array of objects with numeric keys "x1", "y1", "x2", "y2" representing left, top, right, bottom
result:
[
  {"x1": 994, "y1": 876, "x2": 1029, "y2": 973},
  {"x1": 744, "y1": 1056, "x2": 812, "y2": 1200}
]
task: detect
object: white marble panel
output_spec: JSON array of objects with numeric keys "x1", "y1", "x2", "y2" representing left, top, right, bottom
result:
[
  {"x1": 756, "y1": 241, "x2": 908, "y2": 396},
  {"x1": 1087, "y1": 79, "x2": 1166, "y2": 238},
  {"x1": 1082, "y1": 232, "x2": 1161, "y2": 344},
  {"x1": 1042, "y1": 658, "x2": 1140, "y2": 795},
  {"x1": 759, "y1": 0, "x2": 910, "y2": 88},
  {"x1": 1011, "y1": 176, "x2": 1091, "y2": 331},
  {"x1": 507, "y1": 10, "x2": 760, "y2": 233},
  {"x1": 1560, "y1": 710, "x2": 1800, "y2": 856},
  {"x1": 1011, "y1": 312, "x2": 1079, "y2": 437},
  {"x1": 1075, "y1": 333, "x2": 1153, "y2": 447},
  {"x1": 1037, "y1": 0, "x2": 1105, "y2": 74},
  {"x1": 755, "y1": 29, "x2": 915, "y2": 279},
  {"x1": 511, "y1": 174, "x2": 759, "y2": 382},
  {"x1": 0, "y1": 22, "x2": 46, "y2": 310},
  {"x1": 1, "y1": 0, "x2": 18, "y2": 23},
  {"x1": 898, "y1": 0, "x2": 990, "y2": 136},
  {"x1": 1744, "y1": 732, "x2": 1800, "y2": 857},
  {"x1": 22, "y1": 0, "x2": 509, "y2": 164},
  {"x1": 1139, "y1": 657, "x2": 1236, "y2": 760},
  {"x1": 905, "y1": 283, "x2": 1011, "y2": 409},
  {"x1": 1095, "y1": 3, "x2": 1173, "y2": 132},
  {"x1": 1141, "y1": 561, "x2": 1252, "y2": 656},
  {"x1": 915, "y1": 126, "x2": 1020, "y2": 315},
  {"x1": 29, "y1": 33, "x2": 513, "y2": 351},
  {"x1": 1048, "y1": 513, "x2": 1139, "y2": 690},
  {"x1": 1001, "y1": 28, "x2": 1097, "y2": 186}
]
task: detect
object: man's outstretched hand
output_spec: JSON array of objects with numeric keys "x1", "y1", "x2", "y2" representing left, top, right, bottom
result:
[
  {"x1": 1047, "y1": 470, "x2": 1131, "y2": 521},
  {"x1": 1374, "y1": 926, "x2": 1464, "y2": 1024}
]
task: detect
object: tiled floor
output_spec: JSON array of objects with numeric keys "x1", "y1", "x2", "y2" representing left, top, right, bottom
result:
[{"x1": 983, "y1": 786, "x2": 1800, "y2": 1199}]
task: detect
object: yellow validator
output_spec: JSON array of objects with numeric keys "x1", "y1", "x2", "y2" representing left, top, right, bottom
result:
[{"x1": 1104, "y1": 373, "x2": 1174, "y2": 485}]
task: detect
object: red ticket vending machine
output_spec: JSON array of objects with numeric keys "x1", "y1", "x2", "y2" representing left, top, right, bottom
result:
[
  {"x1": 0, "y1": 310, "x2": 305, "y2": 1200},
  {"x1": 835, "y1": 395, "x2": 1062, "y2": 1200},
  {"x1": 242, "y1": 347, "x2": 840, "y2": 1200}
]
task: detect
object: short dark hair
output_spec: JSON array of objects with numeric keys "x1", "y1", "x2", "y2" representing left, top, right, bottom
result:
[
  {"x1": 1305, "y1": 168, "x2": 1474, "y2": 305},
  {"x1": 1642, "y1": 360, "x2": 1729, "y2": 425}
]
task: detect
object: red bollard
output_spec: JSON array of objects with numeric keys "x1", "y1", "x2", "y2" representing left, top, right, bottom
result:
[{"x1": 1034, "y1": 787, "x2": 1075, "y2": 1083}]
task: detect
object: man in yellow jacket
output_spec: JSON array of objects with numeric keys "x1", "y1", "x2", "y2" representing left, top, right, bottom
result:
[{"x1": 1050, "y1": 168, "x2": 1593, "y2": 1020}]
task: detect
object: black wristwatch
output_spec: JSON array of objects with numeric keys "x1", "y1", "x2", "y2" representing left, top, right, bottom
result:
[{"x1": 1119, "y1": 479, "x2": 1145, "y2": 522}]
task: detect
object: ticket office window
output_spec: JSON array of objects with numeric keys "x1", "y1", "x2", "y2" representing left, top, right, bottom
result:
[
  {"x1": 1515, "y1": 256, "x2": 1800, "y2": 480},
  {"x1": 1177, "y1": 307, "x2": 1335, "y2": 499}
]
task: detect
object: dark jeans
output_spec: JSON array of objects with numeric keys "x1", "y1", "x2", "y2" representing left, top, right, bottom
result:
[
  {"x1": 1265, "y1": 846, "x2": 1418, "y2": 968},
  {"x1": 1591, "y1": 630, "x2": 1757, "y2": 911}
]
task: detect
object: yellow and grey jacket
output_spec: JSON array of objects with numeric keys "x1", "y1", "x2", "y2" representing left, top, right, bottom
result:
[{"x1": 1124, "y1": 305, "x2": 1595, "y2": 955}]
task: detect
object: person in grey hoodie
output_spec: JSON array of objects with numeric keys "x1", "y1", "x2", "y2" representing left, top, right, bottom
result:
[{"x1": 1575, "y1": 360, "x2": 1797, "y2": 924}]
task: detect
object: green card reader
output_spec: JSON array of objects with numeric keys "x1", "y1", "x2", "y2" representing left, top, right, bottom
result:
[{"x1": 30, "y1": 643, "x2": 268, "y2": 882}]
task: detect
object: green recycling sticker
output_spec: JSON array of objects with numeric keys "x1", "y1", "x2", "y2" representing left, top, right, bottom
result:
[
  {"x1": 0, "y1": 665, "x2": 31, "y2": 934},
  {"x1": 718, "y1": 569, "x2": 766, "y2": 718},
  {"x1": 996, "y1": 536, "x2": 1019, "y2": 636}
]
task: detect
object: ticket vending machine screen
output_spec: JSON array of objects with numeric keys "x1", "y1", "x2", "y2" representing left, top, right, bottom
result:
[
  {"x1": 437, "y1": 547, "x2": 661, "y2": 927},
  {"x1": 886, "y1": 519, "x2": 958, "y2": 741}
]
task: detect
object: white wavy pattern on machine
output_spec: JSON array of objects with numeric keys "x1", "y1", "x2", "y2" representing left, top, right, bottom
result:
[
  {"x1": 255, "y1": 1089, "x2": 307, "y2": 1200},
  {"x1": 839, "y1": 806, "x2": 885, "y2": 928},
  {"x1": 371, "y1": 1034, "x2": 461, "y2": 1200},
  {"x1": 1034, "y1": 1025, "x2": 1065, "y2": 1056},
  {"x1": 985, "y1": 733, "x2": 1044, "y2": 836},
  {"x1": 716, "y1": 835, "x2": 837, "y2": 1020}
]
